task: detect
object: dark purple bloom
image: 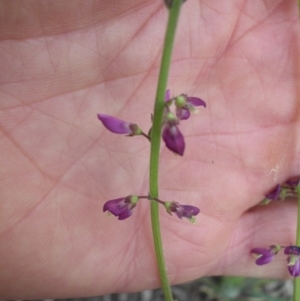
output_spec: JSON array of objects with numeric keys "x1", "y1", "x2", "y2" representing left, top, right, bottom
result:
[
  {"x1": 103, "y1": 195, "x2": 139, "y2": 220},
  {"x1": 97, "y1": 114, "x2": 142, "y2": 136},
  {"x1": 175, "y1": 94, "x2": 206, "y2": 120},
  {"x1": 287, "y1": 255, "x2": 300, "y2": 277},
  {"x1": 250, "y1": 245, "x2": 281, "y2": 265},
  {"x1": 162, "y1": 112, "x2": 185, "y2": 155},
  {"x1": 164, "y1": 201, "x2": 200, "y2": 223},
  {"x1": 162, "y1": 125, "x2": 185, "y2": 156},
  {"x1": 265, "y1": 184, "x2": 281, "y2": 200},
  {"x1": 284, "y1": 246, "x2": 300, "y2": 256}
]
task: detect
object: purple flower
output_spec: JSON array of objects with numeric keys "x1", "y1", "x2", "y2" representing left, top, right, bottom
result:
[
  {"x1": 162, "y1": 112, "x2": 185, "y2": 155},
  {"x1": 103, "y1": 195, "x2": 139, "y2": 220},
  {"x1": 250, "y1": 245, "x2": 281, "y2": 265},
  {"x1": 260, "y1": 184, "x2": 283, "y2": 205},
  {"x1": 176, "y1": 108, "x2": 191, "y2": 120},
  {"x1": 97, "y1": 114, "x2": 142, "y2": 136},
  {"x1": 287, "y1": 255, "x2": 300, "y2": 277},
  {"x1": 164, "y1": 201, "x2": 200, "y2": 223},
  {"x1": 265, "y1": 185, "x2": 281, "y2": 200},
  {"x1": 284, "y1": 246, "x2": 300, "y2": 256},
  {"x1": 175, "y1": 94, "x2": 206, "y2": 120},
  {"x1": 162, "y1": 125, "x2": 185, "y2": 156}
]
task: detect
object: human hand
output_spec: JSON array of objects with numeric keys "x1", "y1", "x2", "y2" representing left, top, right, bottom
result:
[{"x1": 0, "y1": 0, "x2": 299, "y2": 298}]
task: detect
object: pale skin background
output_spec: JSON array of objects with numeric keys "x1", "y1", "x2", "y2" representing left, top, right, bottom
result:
[{"x1": 0, "y1": 0, "x2": 300, "y2": 299}]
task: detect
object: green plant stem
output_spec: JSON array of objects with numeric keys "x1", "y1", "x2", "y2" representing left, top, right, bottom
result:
[
  {"x1": 293, "y1": 185, "x2": 300, "y2": 301},
  {"x1": 294, "y1": 3, "x2": 300, "y2": 300},
  {"x1": 149, "y1": 1, "x2": 183, "y2": 300}
]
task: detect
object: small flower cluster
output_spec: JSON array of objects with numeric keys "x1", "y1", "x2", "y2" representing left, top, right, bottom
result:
[
  {"x1": 260, "y1": 177, "x2": 300, "y2": 205},
  {"x1": 97, "y1": 90, "x2": 206, "y2": 156},
  {"x1": 97, "y1": 89, "x2": 204, "y2": 222},
  {"x1": 103, "y1": 195, "x2": 200, "y2": 223},
  {"x1": 163, "y1": 89, "x2": 206, "y2": 156},
  {"x1": 251, "y1": 245, "x2": 300, "y2": 277},
  {"x1": 251, "y1": 177, "x2": 300, "y2": 277}
]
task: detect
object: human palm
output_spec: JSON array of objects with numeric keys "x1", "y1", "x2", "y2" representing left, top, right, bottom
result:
[{"x1": 0, "y1": 0, "x2": 299, "y2": 298}]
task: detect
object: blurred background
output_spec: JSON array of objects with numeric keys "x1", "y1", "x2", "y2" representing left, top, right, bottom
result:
[{"x1": 19, "y1": 277, "x2": 292, "y2": 301}]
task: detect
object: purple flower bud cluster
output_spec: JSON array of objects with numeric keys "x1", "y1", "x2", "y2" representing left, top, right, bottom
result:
[
  {"x1": 250, "y1": 245, "x2": 300, "y2": 277},
  {"x1": 97, "y1": 89, "x2": 206, "y2": 156},
  {"x1": 260, "y1": 177, "x2": 300, "y2": 205},
  {"x1": 162, "y1": 89, "x2": 206, "y2": 156},
  {"x1": 251, "y1": 178, "x2": 300, "y2": 276},
  {"x1": 97, "y1": 89, "x2": 203, "y2": 222}
]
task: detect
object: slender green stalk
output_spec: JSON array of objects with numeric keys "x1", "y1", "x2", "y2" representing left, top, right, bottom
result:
[
  {"x1": 293, "y1": 3, "x2": 300, "y2": 300},
  {"x1": 293, "y1": 185, "x2": 300, "y2": 301},
  {"x1": 149, "y1": 1, "x2": 183, "y2": 300}
]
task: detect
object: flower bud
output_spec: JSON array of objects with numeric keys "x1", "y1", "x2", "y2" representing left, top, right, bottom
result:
[
  {"x1": 164, "y1": 201, "x2": 200, "y2": 223},
  {"x1": 97, "y1": 114, "x2": 142, "y2": 136},
  {"x1": 250, "y1": 245, "x2": 281, "y2": 265},
  {"x1": 165, "y1": 112, "x2": 179, "y2": 126},
  {"x1": 103, "y1": 195, "x2": 139, "y2": 220},
  {"x1": 284, "y1": 246, "x2": 300, "y2": 256},
  {"x1": 162, "y1": 125, "x2": 185, "y2": 156},
  {"x1": 175, "y1": 95, "x2": 186, "y2": 108}
]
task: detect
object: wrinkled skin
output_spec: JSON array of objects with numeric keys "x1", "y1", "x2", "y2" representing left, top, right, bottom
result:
[{"x1": 0, "y1": 0, "x2": 300, "y2": 299}]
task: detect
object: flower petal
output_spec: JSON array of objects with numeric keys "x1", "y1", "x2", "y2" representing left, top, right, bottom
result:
[
  {"x1": 176, "y1": 108, "x2": 190, "y2": 120},
  {"x1": 103, "y1": 198, "x2": 127, "y2": 216},
  {"x1": 251, "y1": 248, "x2": 273, "y2": 265},
  {"x1": 165, "y1": 89, "x2": 171, "y2": 101},
  {"x1": 265, "y1": 184, "x2": 281, "y2": 200},
  {"x1": 176, "y1": 205, "x2": 200, "y2": 219},
  {"x1": 187, "y1": 96, "x2": 206, "y2": 107},
  {"x1": 162, "y1": 125, "x2": 185, "y2": 156},
  {"x1": 255, "y1": 254, "x2": 274, "y2": 265},
  {"x1": 118, "y1": 209, "x2": 133, "y2": 220},
  {"x1": 103, "y1": 195, "x2": 139, "y2": 220},
  {"x1": 284, "y1": 246, "x2": 300, "y2": 256},
  {"x1": 288, "y1": 257, "x2": 300, "y2": 277},
  {"x1": 97, "y1": 114, "x2": 131, "y2": 134}
]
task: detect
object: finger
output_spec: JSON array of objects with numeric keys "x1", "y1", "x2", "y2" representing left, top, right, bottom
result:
[{"x1": 213, "y1": 199, "x2": 297, "y2": 279}]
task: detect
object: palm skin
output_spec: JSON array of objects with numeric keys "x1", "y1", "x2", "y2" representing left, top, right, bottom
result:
[{"x1": 0, "y1": 0, "x2": 300, "y2": 298}]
